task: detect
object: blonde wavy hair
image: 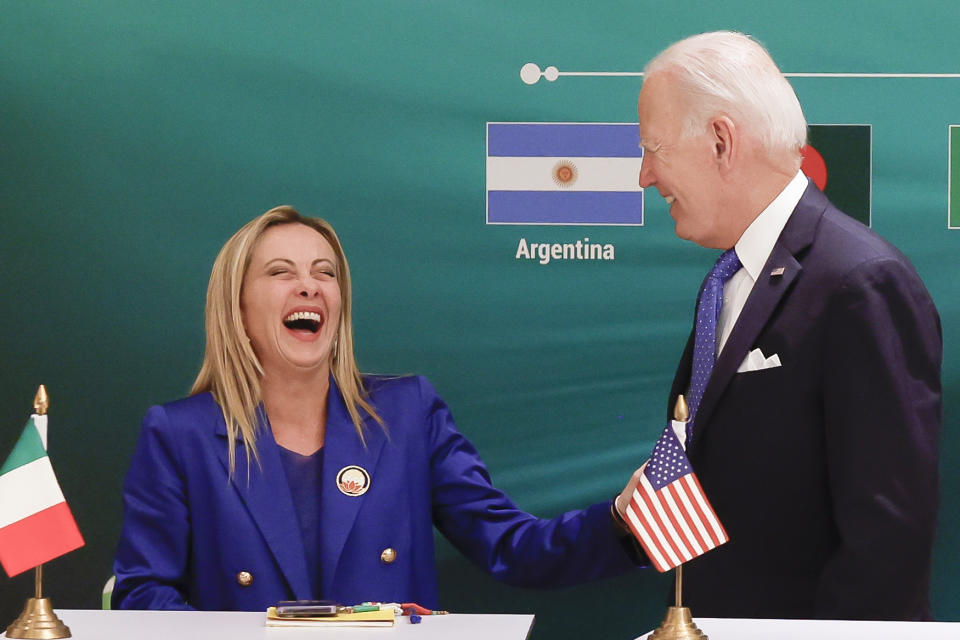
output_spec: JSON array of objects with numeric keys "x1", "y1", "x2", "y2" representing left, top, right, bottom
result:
[{"x1": 191, "y1": 205, "x2": 383, "y2": 474}]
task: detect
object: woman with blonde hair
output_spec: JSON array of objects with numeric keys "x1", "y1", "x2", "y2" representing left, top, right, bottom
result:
[{"x1": 113, "y1": 205, "x2": 643, "y2": 610}]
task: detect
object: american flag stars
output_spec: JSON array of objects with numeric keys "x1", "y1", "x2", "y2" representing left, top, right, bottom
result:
[{"x1": 648, "y1": 429, "x2": 693, "y2": 489}]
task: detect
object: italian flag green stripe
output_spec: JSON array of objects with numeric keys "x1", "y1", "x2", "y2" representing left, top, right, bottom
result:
[{"x1": 0, "y1": 416, "x2": 46, "y2": 475}]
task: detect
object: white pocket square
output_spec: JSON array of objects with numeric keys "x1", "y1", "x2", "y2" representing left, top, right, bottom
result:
[{"x1": 737, "y1": 348, "x2": 782, "y2": 373}]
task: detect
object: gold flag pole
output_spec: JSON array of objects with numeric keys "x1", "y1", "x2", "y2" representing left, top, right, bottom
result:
[
  {"x1": 6, "y1": 385, "x2": 72, "y2": 640},
  {"x1": 647, "y1": 395, "x2": 707, "y2": 640}
]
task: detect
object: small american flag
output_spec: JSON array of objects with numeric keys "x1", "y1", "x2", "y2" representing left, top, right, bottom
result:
[{"x1": 624, "y1": 420, "x2": 728, "y2": 572}]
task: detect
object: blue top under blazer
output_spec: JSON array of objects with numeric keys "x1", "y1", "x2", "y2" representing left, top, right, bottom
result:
[{"x1": 113, "y1": 375, "x2": 639, "y2": 610}]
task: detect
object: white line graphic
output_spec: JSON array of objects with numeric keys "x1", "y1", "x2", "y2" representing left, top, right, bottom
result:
[{"x1": 519, "y1": 63, "x2": 960, "y2": 85}]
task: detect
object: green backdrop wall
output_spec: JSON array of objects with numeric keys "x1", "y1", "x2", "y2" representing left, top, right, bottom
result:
[{"x1": 2, "y1": 3, "x2": 958, "y2": 638}]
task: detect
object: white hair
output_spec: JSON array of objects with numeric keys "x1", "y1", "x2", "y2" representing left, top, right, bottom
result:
[{"x1": 644, "y1": 31, "x2": 807, "y2": 165}]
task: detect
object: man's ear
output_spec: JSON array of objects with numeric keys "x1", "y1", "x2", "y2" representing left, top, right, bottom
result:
[{"x1": 711, "y1": 116, "x2": 736, "y2": 168}]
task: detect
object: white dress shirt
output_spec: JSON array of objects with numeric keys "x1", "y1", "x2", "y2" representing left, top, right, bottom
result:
[{"x1": 716, "y1": 170, "x2": 809, "y2": 355}]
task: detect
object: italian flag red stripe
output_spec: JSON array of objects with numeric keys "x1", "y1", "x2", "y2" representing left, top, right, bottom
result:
[{"x1": 0, "y1": 502, "x2": 84, "y2": 577}]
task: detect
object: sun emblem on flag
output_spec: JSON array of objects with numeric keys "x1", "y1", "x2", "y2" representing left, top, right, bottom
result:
[{"x1": 552, "y1": 160, "x2": 578, "y2": 187}]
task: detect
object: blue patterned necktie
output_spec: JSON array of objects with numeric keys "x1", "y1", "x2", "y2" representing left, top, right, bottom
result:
[{"x1": 686, "y1": 248, "x2": 742, "y2": 443}]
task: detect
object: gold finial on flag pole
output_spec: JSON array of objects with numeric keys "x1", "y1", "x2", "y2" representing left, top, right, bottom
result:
[
  {"x1": 34, "y1": 385, "x2": 49, "y2": 416},
  {"x1": 645, "y1": 394, "x2": 707, "y2": 640},
  {"x1": 674, "y1": 394, "x2": 689, "y2": 422},
  {"x1": 6, "y1": 385, "x2": 72, "y2": 640}
]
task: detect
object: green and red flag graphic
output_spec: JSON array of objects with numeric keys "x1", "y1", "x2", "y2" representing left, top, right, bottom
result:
[
  {"x1": 802, "y1": 125, "x2": 872, "y2": 227},
  {"x1": 0, "y1": 414, "x2": 84, "y2": 577},
  {"x1": 949, "y1": 125, "x2": 960, "y2": 229}
]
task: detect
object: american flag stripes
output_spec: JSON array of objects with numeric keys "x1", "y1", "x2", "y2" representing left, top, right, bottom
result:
[{"x1": 624, "y1": 420, "x2": 728, "y2": 572}]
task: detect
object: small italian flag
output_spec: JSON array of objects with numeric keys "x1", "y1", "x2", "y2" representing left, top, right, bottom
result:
[{"x1": 0, "y1": 414, "x2": 84, "y2": 577}]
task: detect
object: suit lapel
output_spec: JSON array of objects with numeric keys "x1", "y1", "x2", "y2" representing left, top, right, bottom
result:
[
  {"x1": 215, "y1": 409, "x2": 312, "y2": 599},
  {"x1": 691, "y1": 245, "x2": 802, "y2": 440},
  {"x1": 688, "y1": 183, "x2": 825, "y2": 448},
  {"x1": 319, "y1": 378, "x2": 387, "y2": 596}
]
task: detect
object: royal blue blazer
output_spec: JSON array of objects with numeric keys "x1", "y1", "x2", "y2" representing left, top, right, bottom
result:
[{"x1": 113, "y1": 375, "x2": 638, "y2": 610}]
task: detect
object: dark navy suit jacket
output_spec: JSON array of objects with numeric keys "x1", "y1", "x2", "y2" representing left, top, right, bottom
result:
[
  {"x1": 113, "y1": 375, "x2": 638, "y2": 610},
  {"x1": 669, "y1": 183, "x2": 941, "y2": 620}
]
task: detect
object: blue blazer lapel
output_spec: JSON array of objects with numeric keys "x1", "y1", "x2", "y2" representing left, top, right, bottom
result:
[
  {"x1": 215, "y1": 411, "x2": 312, "y2": 599},
  {"x1": 690, "y1": 182, "x2": 824, "y2": 447},
  {"x1": 319, "y1": 377, "x2": 387, "y2": 596}
]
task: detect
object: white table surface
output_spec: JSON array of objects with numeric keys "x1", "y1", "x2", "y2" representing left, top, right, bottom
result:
[
  {"x1": 637, "y1": 616, "x2": 960, "y2": 640},
  {"x1": 48, "y1": 609, "x2": 534, "y2": 640}
]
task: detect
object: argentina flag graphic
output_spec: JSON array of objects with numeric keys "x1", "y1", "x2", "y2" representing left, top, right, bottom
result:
[{"x1": 486, "y1": 122, "x2": 644, "y2": 225}]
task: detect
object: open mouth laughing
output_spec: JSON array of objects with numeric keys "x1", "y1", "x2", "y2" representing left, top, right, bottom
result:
[{"x1": 283, "y1": 310, "x2": 324, "y2": 334}]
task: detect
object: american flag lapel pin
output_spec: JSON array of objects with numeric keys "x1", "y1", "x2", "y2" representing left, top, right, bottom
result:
[{"x1": 770, "y1": 267, "x2": 785, "y2": 277}]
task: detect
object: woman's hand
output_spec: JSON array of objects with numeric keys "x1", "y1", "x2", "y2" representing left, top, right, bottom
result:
[{"x1": 615, "y1": 465, "x2": 645, "y2": 520}]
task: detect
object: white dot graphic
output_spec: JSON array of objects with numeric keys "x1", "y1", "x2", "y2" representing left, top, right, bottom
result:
[{"x1": 520, "y1": 63, "x2": 542, "y2": 85}]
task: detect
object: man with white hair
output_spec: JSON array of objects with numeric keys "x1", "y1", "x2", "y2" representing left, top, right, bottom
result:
[{"x1": 628, "y1": 31, "x2": 941, "y2": 619}]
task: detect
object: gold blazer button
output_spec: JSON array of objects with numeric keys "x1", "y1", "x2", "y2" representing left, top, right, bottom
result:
[
  {"x1": 236, "y1": 571, "x2": 254, "y2": 586},
  {"x1": 380, "y1": 548, "x2": 397, "y2": 564}
]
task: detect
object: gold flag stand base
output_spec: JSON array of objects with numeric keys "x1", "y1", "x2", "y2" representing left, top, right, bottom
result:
[
  {"x1": 5, "y1": 598, "x2": 71, "y2": 639},
  {"x1": 6, "y1": 563, "x2": 71, "y2": 639},
  {"x1": 647, "y1": 606, "x2": 707, "y2": 640},
  {"x1": 643, "y1": 560, "x2": 707, "y2": 640}
]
